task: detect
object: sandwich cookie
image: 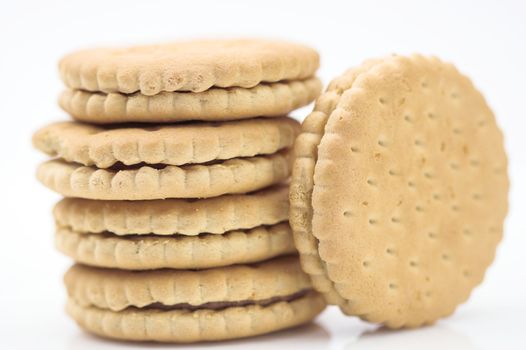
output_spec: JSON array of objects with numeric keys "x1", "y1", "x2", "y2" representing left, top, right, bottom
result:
[
  {"x1": 290, "y1": 54, "x2": 509, "y2": 328},
  {"x1": 290, "y1": 59, "x2": 379, "y2": 306},
  {"x1": 59, "y1": 39, "x2": 320, "y2": 123},
  {"x1": 64, "y1": 256, "x2": 326, "y2": 342}
]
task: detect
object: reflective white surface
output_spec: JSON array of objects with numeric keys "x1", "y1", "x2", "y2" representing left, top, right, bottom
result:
[
  {"x1": 1, "y1": 0, "x2": 525, "y2": 348},
  {"x1": 3, "y1": 298, "x2": 526, "y2": 349}
]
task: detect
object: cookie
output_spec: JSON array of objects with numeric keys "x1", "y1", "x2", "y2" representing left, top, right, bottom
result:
[
  {"x1": 290, "y1": 55, "x2": 509, "y2": 328},
  {"x1": 54, "y1": 185, "x2": 288, "y2": 236},
  {"x1": 66, "y1": 291, "x2": 325, "y2": 343},
  {"x1": 33, "y1": 117, "x2": 300, "y2": 168},
  {"x1": 290, "y1": 59, "x2": 380, "y2": 306},
  {"x1": 65, "y1": 256, "x2": 311, "y2": 311},
  {"x1": 64, "y1": 257, "x2": 325, "y2": 342},
  {"x1": 59, "y1": 78, "x2": 321, "y2": 124},
  {"x1": 37, "y1": 150, "x2": 291, "y2": 200},
  {"x1": 55, "y1": 223, "x2": 296, "y2": 270},
  {"x1": 59, "y1": 39, "x2": 319, "y2": 95}
]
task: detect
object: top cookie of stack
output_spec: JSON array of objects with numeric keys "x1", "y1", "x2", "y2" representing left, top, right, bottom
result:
[{"x1": 58, "y1": 38, "x2": 321, "y2": 123}]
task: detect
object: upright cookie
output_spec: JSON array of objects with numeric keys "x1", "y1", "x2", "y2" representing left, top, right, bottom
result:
[
  {"x1": 290, "y1": 55, "x2": 509, "y2": 328},
  {"x1": 59, "y1": 39, "x2": 319, "y2": 95},
  {"x1": 59, "y1": 78, "x2": 321, "y2": 123},
  {"x1": 37, "y1": 150, "x2": 292, "y2": 200},
  {"x1": 290, "y1": 59, "x2": 379, "y2": 305},
  {"x1": 33, "y1": 117, "x2": 300, "y2": 168}
]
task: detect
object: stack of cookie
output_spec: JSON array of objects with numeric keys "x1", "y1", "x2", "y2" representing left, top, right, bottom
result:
[{"x1": 34, "y1": 39, "x2": 326, "y2": 342}]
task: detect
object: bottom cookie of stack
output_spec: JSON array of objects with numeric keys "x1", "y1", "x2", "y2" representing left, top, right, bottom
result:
[{"x1": 64, "y1": 257, "x2": 326, "y2": 342}]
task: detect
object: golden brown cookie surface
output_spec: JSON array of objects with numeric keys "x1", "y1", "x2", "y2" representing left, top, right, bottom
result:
[
  {"x1": 33, "y1": 117, "x2": 299, "y2": 168},
  {"x1": 54, "y1": 185, "x2": 289, "y2": 235},
  {"x1": 66, "y1": 292, "x2": 325, "y2": 343},
  {"x1": 59, "y1": 39, "x2": 319, "y2": 95},
  {"x1": 59, "y1": 78, "x2": 321, "y2": 123},
  {"x1": 291, "y1": 55, "x2": 509, "y2": 327},
  {"x1": 37, "y1": 150, "x2": 292, "y2": 200},
  {"x1": 56, "y1": 223, "x2": 296, "y2": 270},
  {"x1": 63, "y1": 256, "x2": 326, "y2": 342},
  {"x1": 290, "y1": 59, "x2": 380, "y2": 306},
  {"x1": 65, "y1": 256, "x2": 311, "y2": 311}
]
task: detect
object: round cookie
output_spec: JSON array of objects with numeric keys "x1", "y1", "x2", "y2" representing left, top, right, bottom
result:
[
  {"x1": 59, "y1": 78, "x2": 321, "y2": 123},
  {"x1": 56, "y1": 223, "x2": 296, "y2": 270},
  {"x1": 37, "y1": 150, "x2": 291, "y2": 200},
  {"x1": 290, "y1": 59, "x2": 380, "y2": 306},
  {"x1": 59, "y1": 39, "x2": 319, "y2": 95},
  {"x1": 65, "y1": 256, "x2": 312, "y2": 311},
  {"x1": 54, "y1": 185, "x2": 289, "y2": 235},
  {"x1": 290, "y1": 55, "x2": 509, "y2": 328},
  {"x1": 66, "y1": 292, "x2": 325, "y2": 343},
  {"x1": 64, "y1": 257, "x2": 325, "y2": 342},
  {"x1": 33, "y1": 117, "x2": 300, "y2": 168}
]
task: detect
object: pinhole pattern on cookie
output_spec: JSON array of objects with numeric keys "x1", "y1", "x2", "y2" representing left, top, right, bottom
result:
[
  {"x1": 311, "y1": 55, "x2": 508, "y2": 327},
  {"x1": 289, "y1": 59, "x2": 383, "y2": 307}
]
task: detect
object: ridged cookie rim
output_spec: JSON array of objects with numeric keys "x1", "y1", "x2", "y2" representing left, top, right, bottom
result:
[
  {"x1": 65, "y1": 255, "x2": 311, "y2": 311},
  {"x1": 54, "y1": 184, "x2": 289, "y2": 235},
  {"x1": 310, "y1": 55, "x2": 509, "y2": 327},
  {"x1": 37, "y1": 150, "x2": 292, "y2": 200},
  {"x1": 66, "y1": 291, "x2": 326, "y2": 343},
  {"x1": 55, "y1": 223, "x2": 296, "y2": 270},
  {"x1": 289, "y1": 59, "x2": 381, "y2": 308},
  {"x1": 59, "y1": 78, "x2": 321, "y2": 124},
  {"x1": 33, "y1": 117, "x2": 300, "y2": 168},
  {"x1": 59, "y1": 38, "x2": 320, "y2": 95}
]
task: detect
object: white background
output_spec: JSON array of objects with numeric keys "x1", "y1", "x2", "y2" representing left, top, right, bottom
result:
[{"x1": 1, "y1": 0, "x2": 525, "y2": 349}]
